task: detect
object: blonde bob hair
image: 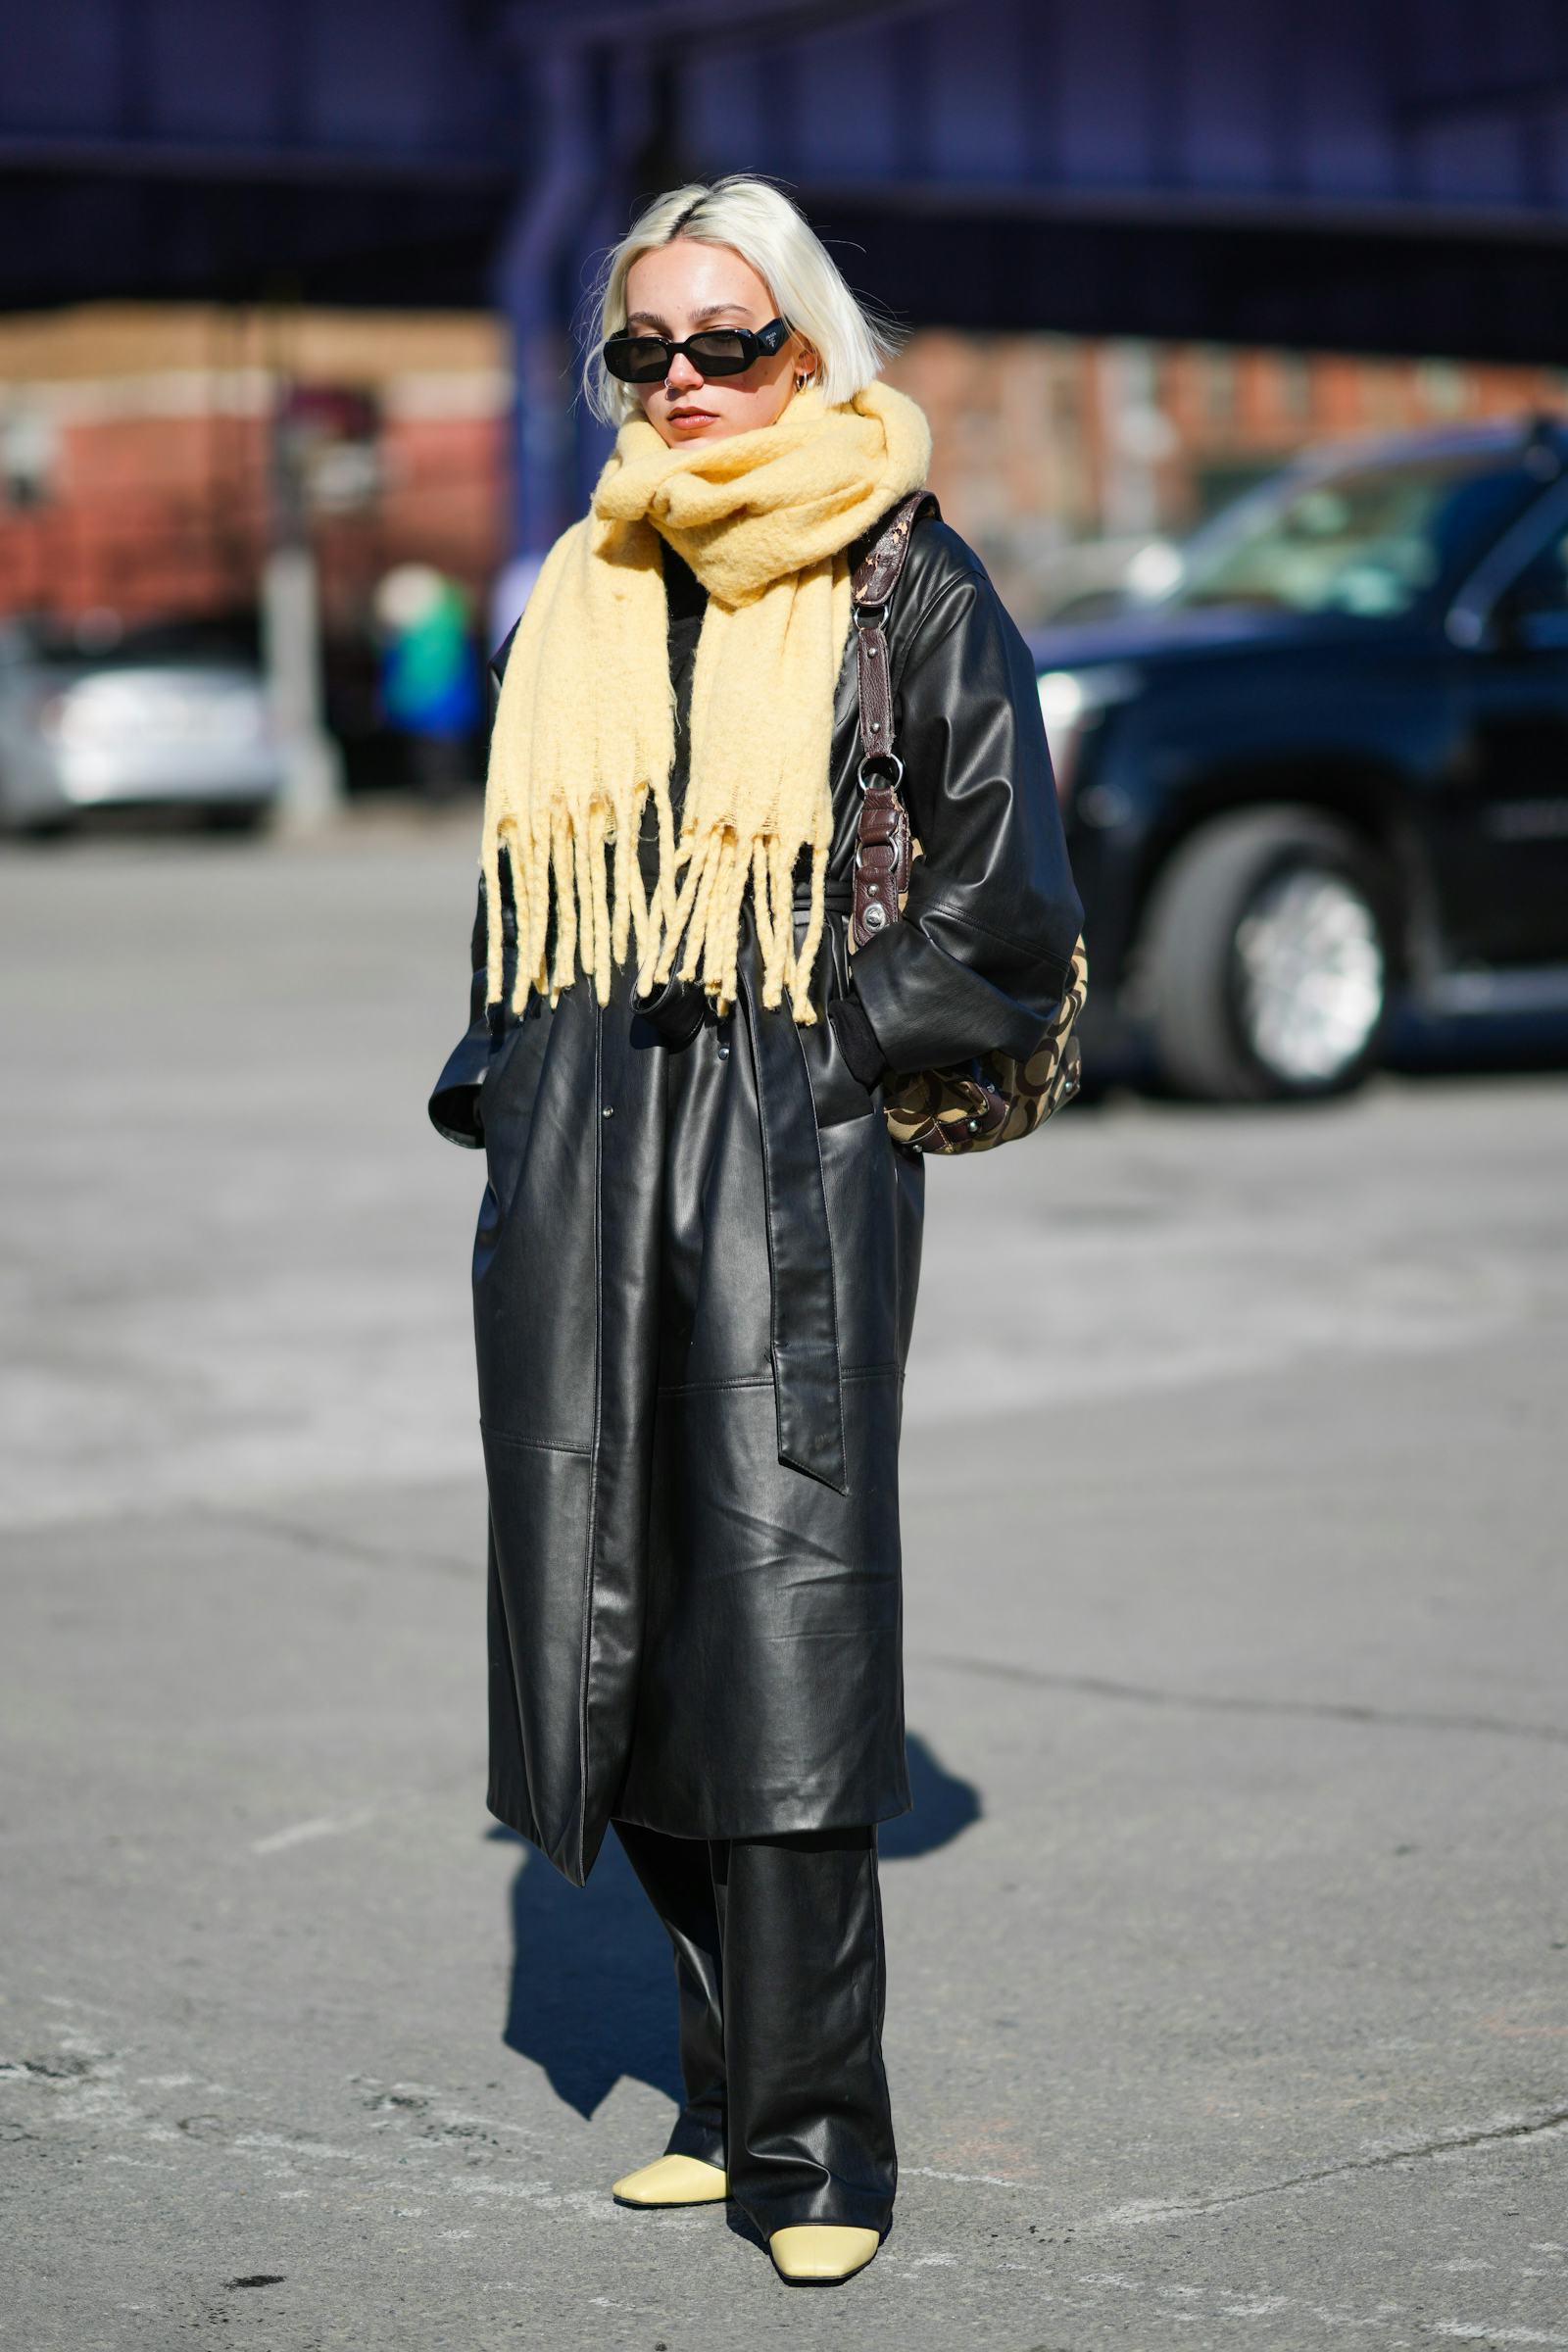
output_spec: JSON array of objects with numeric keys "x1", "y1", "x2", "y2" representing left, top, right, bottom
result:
[{"x1": 582, "y1": 174, "x2": 900, "y2": 426}]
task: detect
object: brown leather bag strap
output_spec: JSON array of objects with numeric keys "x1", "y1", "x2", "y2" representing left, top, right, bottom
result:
[
  {"x1": 849, "y1": 490, "x2": 936, "y2": 949},
  {"x1": 850, "y1": 490, "x2": 934, "y2": 767}
]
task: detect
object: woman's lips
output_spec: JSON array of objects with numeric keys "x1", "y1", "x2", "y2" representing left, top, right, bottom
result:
[{"x1": 668, "y1": 408, "x2": 718, "y2": 429}]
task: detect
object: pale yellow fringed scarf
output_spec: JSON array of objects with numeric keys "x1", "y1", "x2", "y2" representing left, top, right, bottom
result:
[{"x1": 480, "y1": 379, "x2": 931, "y2": 1026}]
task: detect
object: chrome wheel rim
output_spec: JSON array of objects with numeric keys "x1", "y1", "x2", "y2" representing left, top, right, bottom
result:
[{"x1": 1234, "y1": 866, "x2": 1385, "y2": 1085}]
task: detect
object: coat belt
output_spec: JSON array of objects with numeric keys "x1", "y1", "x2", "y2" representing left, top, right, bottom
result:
[
  {"x1": 794, "y1": 880, "x2": 855, "y2": 914},
  {"x1": 733, "y1": 893, "x2": 852, "y2": 1495}
]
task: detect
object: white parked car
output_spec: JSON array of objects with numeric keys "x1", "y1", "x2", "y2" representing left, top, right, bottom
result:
[{"x1": 0, "y1": 613, "x2": 283, "y2": 834}]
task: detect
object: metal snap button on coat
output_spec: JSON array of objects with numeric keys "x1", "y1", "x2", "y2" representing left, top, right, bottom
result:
[{"x1": 602, "y1": 1104, "x2": 614, "y2": 1117}]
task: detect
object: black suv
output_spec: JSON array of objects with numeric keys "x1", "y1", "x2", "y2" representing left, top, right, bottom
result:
[{"x1": 1036, "y1": 417, "x2": 1568, "y2": 1099}]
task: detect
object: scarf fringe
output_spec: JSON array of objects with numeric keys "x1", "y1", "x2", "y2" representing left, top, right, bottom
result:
[{"x1": 495, "y1": 803, "x2": 836, "y2": 1025}]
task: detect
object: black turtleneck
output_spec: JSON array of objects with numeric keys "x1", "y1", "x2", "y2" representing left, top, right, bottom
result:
[
  {"x1": 662, "y1": 537, "x2": 708, "y2": 637},
  {"x1": 636, "y1": 541, "x2": 708, "y2": 891}
]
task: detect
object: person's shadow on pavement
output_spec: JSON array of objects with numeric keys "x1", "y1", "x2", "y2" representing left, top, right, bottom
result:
[{"x1": 487, "y1": 1728, "x2": 982, "y2": 2120}]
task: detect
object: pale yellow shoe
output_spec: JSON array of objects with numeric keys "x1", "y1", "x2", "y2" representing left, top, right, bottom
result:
[
  {"x1": 612, "y1": 2153, "x2": 728, "y2": 2208},
  {"x1": 768, "y1": 2225, "x2": 881, "y2": 2285}
]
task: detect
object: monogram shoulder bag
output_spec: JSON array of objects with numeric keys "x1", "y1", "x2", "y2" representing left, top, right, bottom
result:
[{"x1": 845, "y1": 492, "x2": 1090, "y2": 1155}]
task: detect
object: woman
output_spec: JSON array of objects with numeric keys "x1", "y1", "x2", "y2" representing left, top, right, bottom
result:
[{"x1": 428, "y1": 175, "x2": 1081, "y2": 2287}]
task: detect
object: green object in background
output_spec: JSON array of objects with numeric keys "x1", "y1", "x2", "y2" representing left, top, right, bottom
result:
[{"x1": 377, "y1": 567, "x2": 481, "y2": 738}]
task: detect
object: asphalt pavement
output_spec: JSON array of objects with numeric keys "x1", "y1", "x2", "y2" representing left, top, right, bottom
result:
[{"x1": 3, "y1": 814, "x2": 1566, "y2": 2352}]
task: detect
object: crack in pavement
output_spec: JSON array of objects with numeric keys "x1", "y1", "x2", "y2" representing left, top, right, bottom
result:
[
  {"x1": 1082, "y1": 2106, "x2": 1568, "y2": 2229},
  {"x1": 923, "y1": 1652, "x2": 1568, "y2": 1745}
]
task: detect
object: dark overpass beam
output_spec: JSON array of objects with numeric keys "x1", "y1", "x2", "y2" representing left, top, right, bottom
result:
[
  {"x1": 503, "y1": 0, "x2": 930, "y2": 51},
  {"x1": 0, "y1": 135, "x2": 512, "y2": 188}
]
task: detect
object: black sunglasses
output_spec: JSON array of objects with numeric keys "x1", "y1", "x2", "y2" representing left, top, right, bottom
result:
[{"x1": 602, "y1": 316, "x2": 791, "y2": 385}]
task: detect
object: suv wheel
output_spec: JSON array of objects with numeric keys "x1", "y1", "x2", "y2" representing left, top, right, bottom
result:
[{"x1": 1135, "y1": 808, "x2": 1394, "y2": 1102}]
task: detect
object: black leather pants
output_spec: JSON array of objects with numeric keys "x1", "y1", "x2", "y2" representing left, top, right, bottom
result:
[{"x1": 612, "y1": 1820, "x2": 897, "y2": 2237}]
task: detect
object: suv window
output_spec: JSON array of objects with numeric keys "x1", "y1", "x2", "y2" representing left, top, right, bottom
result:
[{"x1": 1160, "y1": 453, "x2": 1545, "y2": 621}]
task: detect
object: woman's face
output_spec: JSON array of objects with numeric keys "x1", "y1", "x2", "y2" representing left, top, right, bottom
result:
[{"x1": 620, "y1": 239, "x2": 814, "y2": 447}]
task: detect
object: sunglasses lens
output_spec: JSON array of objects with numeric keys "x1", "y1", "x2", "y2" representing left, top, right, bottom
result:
[
  {"x1": 603, "y1": 336, "x2": 669, "y2": 383},
  {"x1": 683, "y1": 332, "x2": 753, "y2": 375}
]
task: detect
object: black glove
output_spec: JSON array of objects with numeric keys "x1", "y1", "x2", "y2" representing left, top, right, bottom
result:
[{"x1": 828, "y1": 991, "x2": 889, "y2": 1090}]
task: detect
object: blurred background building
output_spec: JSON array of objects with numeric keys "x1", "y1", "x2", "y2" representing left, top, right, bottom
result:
[{"x1": 7, "y1": 301, "x2": 1568, "y2": 650}]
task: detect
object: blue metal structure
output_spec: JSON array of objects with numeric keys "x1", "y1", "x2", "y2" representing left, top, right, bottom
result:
[{"x1": 5, "y1": 0, "x2": 1568, "y2": 554}]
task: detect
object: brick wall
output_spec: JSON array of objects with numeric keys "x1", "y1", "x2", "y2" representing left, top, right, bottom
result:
[{"x1": 0, "y1": 304, "x2": 510, "y2": 634}]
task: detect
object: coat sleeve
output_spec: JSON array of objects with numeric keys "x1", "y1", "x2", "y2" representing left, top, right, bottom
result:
[
  {"x1": 427, "y1": 623, "x2": 514, "y2": 1149},
  {"x1": 426, "y1": 876, "x2": 494, "y2": 1148},
  {"x1": 840, "y1": 551, "x2": 1083, "y2": 1079}
]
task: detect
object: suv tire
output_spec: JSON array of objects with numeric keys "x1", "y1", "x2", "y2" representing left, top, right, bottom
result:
[{"x1": 1135, "y1": 808, "x2": 1395, "y2": 1102}]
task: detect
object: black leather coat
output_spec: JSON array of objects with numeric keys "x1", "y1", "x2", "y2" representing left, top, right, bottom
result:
[{"x1": 428, "y1": 508, "x2": 1081, "y2": 1886}]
